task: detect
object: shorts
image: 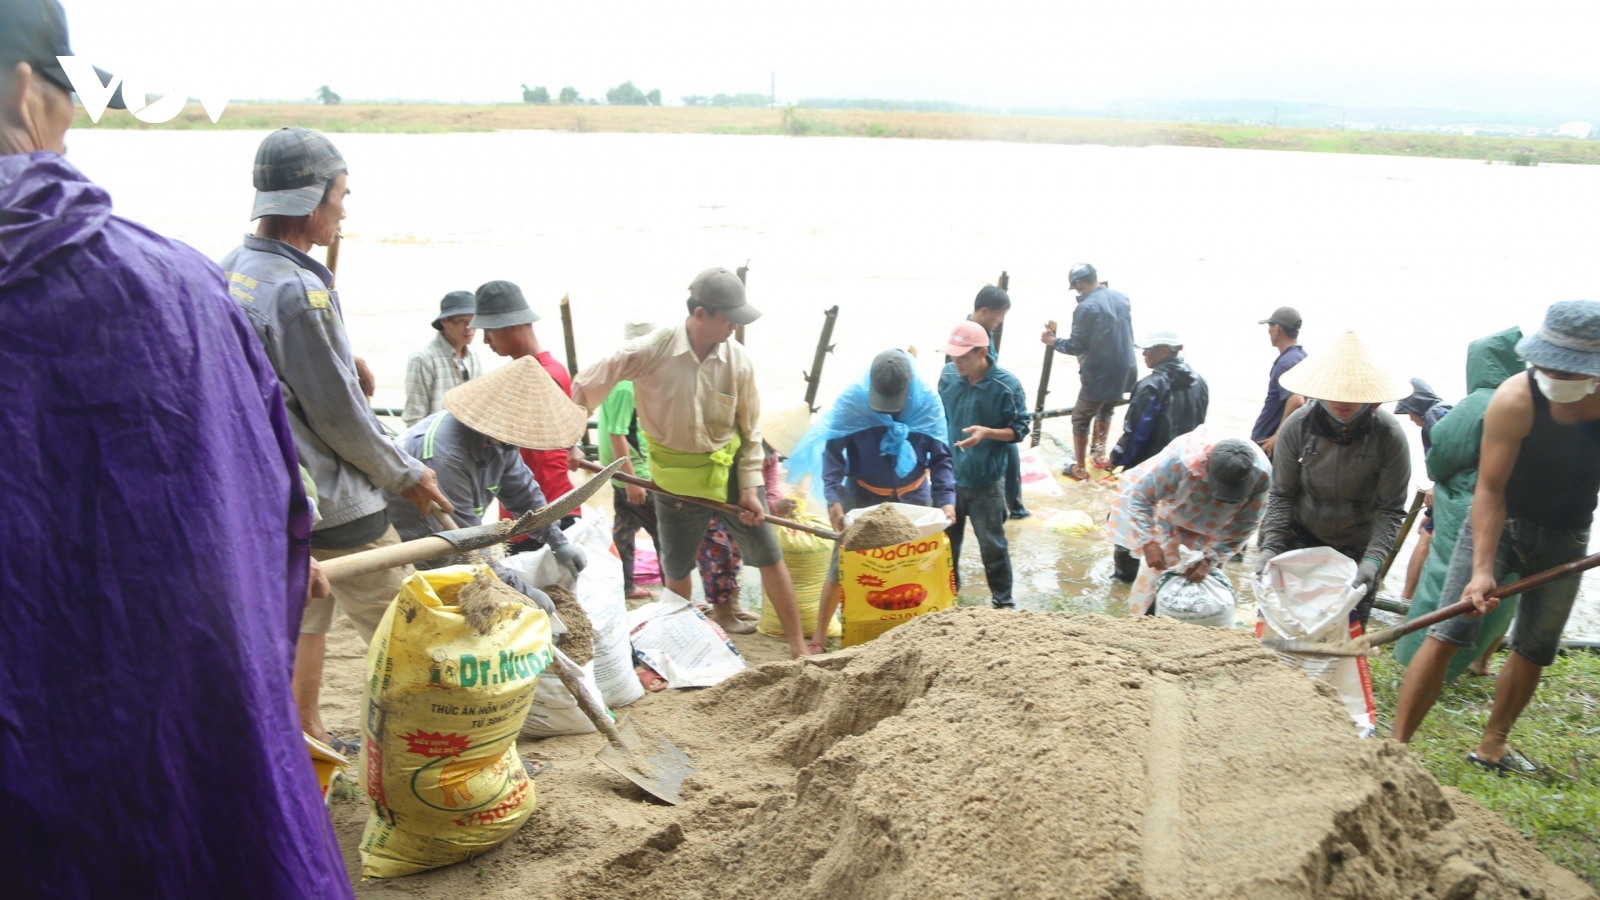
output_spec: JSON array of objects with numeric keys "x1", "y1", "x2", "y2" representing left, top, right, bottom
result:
[
  {"x1": 304, "y1": 525, "x2": 412, "y2": 642},
  {"x1": 655, "y1": 478, "x2": 782, "y2": 582},
  {"x1": 1427, "y1": 517, "x2": 1588, "y2": 668},
  {"x1": 1071, "y1": 395, "x2": 1121, "y2": 436}
]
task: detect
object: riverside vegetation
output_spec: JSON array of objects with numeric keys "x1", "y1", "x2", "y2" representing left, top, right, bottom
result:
[{"x1": 74, "y1": 103, "x2": 1598, "y2": 165}]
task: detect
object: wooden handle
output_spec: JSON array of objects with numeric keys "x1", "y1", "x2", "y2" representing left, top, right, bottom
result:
[
  {"x1": 319, "y1": 535, "x2": 454, "y2": 582},
  {"x1": 577, "y1": 460, "x2": 841, "y2": 542},
  {"x1": 1361, "y1": 550, "x2": 1600, "y2": 650},
  {"x1": 549, "y1": 645, "x2": 626, "y2": 749}
]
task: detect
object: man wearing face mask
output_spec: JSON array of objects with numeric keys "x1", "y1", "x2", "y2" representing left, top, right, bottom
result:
[
  {"x1": 1391, "y1": 301, "x2": 1600, "y2": 773},
  {"x1": 1255, "y1": 331, "x2": 1413, "y2": 626}
]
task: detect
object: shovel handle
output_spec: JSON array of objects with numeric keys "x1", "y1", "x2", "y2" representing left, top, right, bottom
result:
[
  {"x1": 1360, "y1": 549, "x2": 1600, "y2": 650},
  {"x1": 548, "y1": 644, "x2": 627, "y2": 750},
  {"x1": 576, "y1": 459, "x2": 842, "y2": 542}
]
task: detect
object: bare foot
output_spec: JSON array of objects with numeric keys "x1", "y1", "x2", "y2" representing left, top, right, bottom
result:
[
  {"x1": 1065, "y1": 464, "x2": 1090, "y2": 481},
  {"x1": 625, "y1": 585, "x2": 657, "y2": 600},
  {"x1": 1467, "y1": 661, "x2": 1495, "y2": 677},
  {"x1": 707, "y1": 603, "x2": 756, "y2": 634},
  {"x1": 731, "y1": 604, "x2": 760, "y2": 623}
]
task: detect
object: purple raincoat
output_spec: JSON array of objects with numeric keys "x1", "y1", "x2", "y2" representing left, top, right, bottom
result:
[{"x1": 0, "y1": 152, "x2": 352, "y2": 898}]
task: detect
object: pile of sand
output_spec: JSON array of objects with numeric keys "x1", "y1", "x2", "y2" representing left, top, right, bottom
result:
[
  {"x1": 840, "y1": 505, "x2": 920, "y2": 550},
  {"x1": 326, "y1": 609, "x2": 1594, "y2": 899},
  {"x1": 544, "y1": 584, "x2": 595, "y2": 665}
]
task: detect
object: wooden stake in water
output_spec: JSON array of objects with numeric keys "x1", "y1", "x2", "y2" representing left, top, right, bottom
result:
[
  {"x1": 803, "y1": 305, "x2": 840, "y2": 413},
  {"x1": 1032, "y1": 319, "x2": 1057, "y2": 448}
]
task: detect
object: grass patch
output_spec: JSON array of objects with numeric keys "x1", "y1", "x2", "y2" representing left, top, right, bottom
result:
[
  {"x1": 71, "y1": 104, "x2": 1600, "y2": 165},
  {"x1": 1370, "y1": 649, "x2": 1600, "y2": 887}
]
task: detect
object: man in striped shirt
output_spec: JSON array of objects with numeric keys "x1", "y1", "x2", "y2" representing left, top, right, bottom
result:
[{"x1": 402, "y1": 290, "x2": 482, "y2": 426}]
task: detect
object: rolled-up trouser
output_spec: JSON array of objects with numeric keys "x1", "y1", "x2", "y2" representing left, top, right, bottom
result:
[
  {"x1": 948, "y1": 481, "x2": 1013, "y2": 608},
  {"x1": 826, "y1": 479, "x2": 935, "y2": 583},
  {"x1": 613, "y1": 485, "x2": 661, "y2": 591},
  {"x1": 305, "y1": 525, "x2": 411, "y2": 643},
  {"x1": 655, "y1": 475, "x2": 782, "y2": 583},
  {"x1": 1071, "y1": 395, "x2": 1119, "y2": 437},
  {"x1": 1427, "y1": 517, "x2": 1588, "y2": 668}
]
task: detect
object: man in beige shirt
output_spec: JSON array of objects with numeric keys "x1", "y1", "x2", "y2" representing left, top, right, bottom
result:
[{"x1": 573, "y1": 268, "x2": 809, "y2": 656}]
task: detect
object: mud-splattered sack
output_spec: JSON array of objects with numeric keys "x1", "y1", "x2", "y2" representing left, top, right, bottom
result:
[{"x1": 359, "y1": 566, "x2": 552, "y2": 877}]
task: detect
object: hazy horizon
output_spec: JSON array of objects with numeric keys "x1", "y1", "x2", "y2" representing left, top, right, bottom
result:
[{"x1": 60, "y1": 0, "x2": 1600, "y2": 121}]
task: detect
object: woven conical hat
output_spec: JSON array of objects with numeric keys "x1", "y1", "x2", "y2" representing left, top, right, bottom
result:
[
  {"x1": 759, "y1": 403, "x2": 813, "y2": 458},
  {"x1": 1279, "y1": 330, "x2": 1412, "y2": 403},
  {"x1": 443, "y1": 357, "x2": 589, "y2": 449}
]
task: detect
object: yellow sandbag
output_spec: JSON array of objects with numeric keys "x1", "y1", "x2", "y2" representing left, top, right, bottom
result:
[
  {"x1": 839, "y1": 533, "x2": 956, "y2": 646},
  {"x1": 359, "y1": 566, "x2": 552, "y2": 878},
  {"x1": 759, "y1": 509, "x2": 840, "y2": 638},
  {"x1": 1041, "y1": 509, "x2": 1098, "y2": 536}
]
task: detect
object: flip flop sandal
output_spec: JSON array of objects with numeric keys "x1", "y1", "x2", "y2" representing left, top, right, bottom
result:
[
  {"x1": 1467, "y1": 749, "x2": 1542, "y2": 777},
  {"x1": 523, "y1": 759, "x2": 552, "y2": 778},
  {"x1": 327, "y1": 733, "x2": 361, "y2": 757},
  {"x1": 1063, "y1": 465, "x2": 1091, "y2": 482}
]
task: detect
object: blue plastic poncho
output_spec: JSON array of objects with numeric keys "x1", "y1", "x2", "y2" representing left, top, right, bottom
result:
[{"x1": 784, "y1": 363, "x2": 949, "y2": 501}]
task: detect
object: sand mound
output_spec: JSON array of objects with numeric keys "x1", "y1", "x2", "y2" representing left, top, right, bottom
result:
[
  {"x1": 330, "y1": 609, "x2": 1593, "y2": 899},
  {"x1": 544, "y1": 584, "x2": 595, "y2": 665},
  {"x1": 840, "y1": 505, "x2": 920, "y2": 550}
]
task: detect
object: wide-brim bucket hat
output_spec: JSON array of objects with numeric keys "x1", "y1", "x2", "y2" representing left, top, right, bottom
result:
[
  {"x1": 443, "y1": 357, "x2": 588, "y2": 449},
  {"x1": 1516, "y1": 300, "x2": 1600, "y2": 378},
  {"x1": 433, "y1": 291, "x2": 476, "y2": 330},
  {"x1": 1279, "y1": 330, "x2": 1411, "y2": 403},
  {"x1": 760, "y1": 403, "x2": 813, "y2": 458}
]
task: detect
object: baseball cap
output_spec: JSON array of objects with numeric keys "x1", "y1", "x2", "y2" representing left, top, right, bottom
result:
[
  {"x1": 1137, "y1": 329, "x2": 1183, "y2": 350},
  {"x1": 250, "y1": 127, "x2": 347, "y2": 220},
  {"x1": 688, "y1": 267, "x2": 762, "y2": 325},
  {"x1": 1068, "y1": 262, "x2": 1097, "y2": 285},
  {"x1": 432, "y1": 291, "x2": 475, "y2": 330},
  {"x1": 470, "y1": 280, "x2": 538, "y2": 330},
  {"x1": 868, "y1": 349, "x2": 913, "y2": 413},
  {"x1": 942, "y1": 321, "x2": 991, "y2": 358},
  {"x1": 0, "y1": 0, "x2": 125, "y2": 109},
  {"x1": 1259, "y1": 306, "x2": 1303, "y2": 331},
  {"x1": 1207, "y1": 439, "x2": 1258, "y2": 504}
]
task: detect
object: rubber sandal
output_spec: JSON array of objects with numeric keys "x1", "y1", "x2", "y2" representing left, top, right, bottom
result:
[
  {"x1": 523, "y1": 759, "x2": 552, "y2": 778},
  {"x1": 327, "y1": 733, "x2": 361, "y2": 756},
  {"x1": 1467, "y1": 749, "x2": 1542, "y2": 777},
  {"x1": 1064, "y1": 465, "x2": 1090, "y2": 482}
]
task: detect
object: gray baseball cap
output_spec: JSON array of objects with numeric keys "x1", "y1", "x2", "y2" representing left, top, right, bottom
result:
[
  {"x1": 1259, "y1": 306, "x2": 1303, "y2": 331},
  {"x1": 689, "y1": 267, "x2": 761, "y2": 325},
  {"x1": 869, "y1": 349, "x2": 913, "y2": 414},
  {"x1": 250, "y1": 127, "x2": 347, "y2": 220},
  {"x1": 432, "y1": 291, "x2": 475, "y2": 330},
  {"x1": 1207, "y1": 439, "x2": 1258, "y2": 504},
  {"x1": 1, "y1": 0, "x2": 126, "y2": 109},
  {"x1": 470, "y1": 281, "x2": 538, "y2": 330},
  {"x1": 1068, "y1": 262, "x2": 1097, "y2": 286}
]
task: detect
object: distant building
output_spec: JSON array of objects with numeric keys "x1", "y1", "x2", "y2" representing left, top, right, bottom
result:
[{"x1": 1557, "y1": 121, "x2": 1593, "y2": 139}]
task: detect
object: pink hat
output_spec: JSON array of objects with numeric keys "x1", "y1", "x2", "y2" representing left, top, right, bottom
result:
[{"x1": 942, "y1": 321, "x2": 991, "y2": 358}]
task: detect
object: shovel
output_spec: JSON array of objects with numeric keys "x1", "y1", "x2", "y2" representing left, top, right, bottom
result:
[
  {"x1": 1261, "y1": 550, "x2": 1600, "y2": 657},
  {"x1": 320, "y1": 458, "x2": 626, "y2": 583},
  {"x1": 546, "y1": 644, "x2": 697, "y2": 805},
  {"x1": 575, "y1": 458, "x2": 841, "y2": 542}
]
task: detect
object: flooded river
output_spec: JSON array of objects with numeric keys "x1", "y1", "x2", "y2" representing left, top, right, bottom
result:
[{"x1": 62, "y1": 128, "x2": 1599, "y2": 638}]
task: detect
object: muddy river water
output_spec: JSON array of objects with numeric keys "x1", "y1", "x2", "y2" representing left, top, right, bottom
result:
[{"x1": 63, "y1": 128, "x2": 1599, "y2": 638}]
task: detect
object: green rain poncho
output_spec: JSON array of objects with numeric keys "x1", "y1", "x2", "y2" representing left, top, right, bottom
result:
[{"x1": 1392, "y1": 327, "x2": 1524, "y2": 679}]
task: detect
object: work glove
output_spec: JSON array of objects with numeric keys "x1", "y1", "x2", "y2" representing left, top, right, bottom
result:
[
  {"x1": 553, "y1": 543, "x2": 588, "y2": 579},
  {"x1": 1350, "y1": 558, "x2": 1381, "y2": 594},
  {"x1": 1253, "y1": 550, "x2": 1277, "y2": 578}
]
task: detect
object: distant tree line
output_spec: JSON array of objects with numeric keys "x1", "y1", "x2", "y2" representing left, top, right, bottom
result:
[
  {"x1": 683, "y1": 93, "x2": 770, "y2": 108},
  {"x1": 519, "y1": 81, "x2": 661, "y2": 106},
  {"x1": 797, "y1": 98, "x2": 995, "y2": 114}
]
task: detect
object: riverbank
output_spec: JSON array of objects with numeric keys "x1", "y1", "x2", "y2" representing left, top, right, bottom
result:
[
  {"x1": 76, "y1": 103, "x2": 1600, "y2": 164},
  {"x1": 1370, "y1": 648, "x2": 1600, "y2": 888}
]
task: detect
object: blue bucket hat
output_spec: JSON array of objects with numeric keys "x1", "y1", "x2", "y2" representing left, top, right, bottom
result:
[{"x1": 1516, "y1": 300, "x2": 1600, "y2": 378}]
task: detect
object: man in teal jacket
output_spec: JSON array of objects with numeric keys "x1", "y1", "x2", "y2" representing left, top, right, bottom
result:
[{"x1": 1392, "y1": 327, "x2": 1524, "y2": 681}]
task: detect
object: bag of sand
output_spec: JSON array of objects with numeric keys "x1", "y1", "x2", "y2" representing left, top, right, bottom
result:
[{"x1": 1253, "y1": 547, "x2": 1377, "y2": 737}]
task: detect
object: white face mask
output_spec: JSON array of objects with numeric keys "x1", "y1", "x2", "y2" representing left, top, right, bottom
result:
[{"x1": 1534, "y1": 369, "x2": 1599, "y2": 404}]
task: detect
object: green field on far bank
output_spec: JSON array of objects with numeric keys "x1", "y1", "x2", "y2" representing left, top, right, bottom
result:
[
  {"x1": 1370, "y1": 649, "x2": 1600, "y2": 888},
  {"x1": 74, "y1": 103, "x2": 1600, "y2": 165}
]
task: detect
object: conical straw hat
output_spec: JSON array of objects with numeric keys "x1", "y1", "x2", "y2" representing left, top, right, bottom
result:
[
  {"x1": 760, "y1": 403, "x2": 813, "y2": 458},
  {"x1": 1279, "y1": 330, "x2": 1412, "y2": 403},
  {"x1": 443, "y1": 357, "x2": 589, "y2": 449}
]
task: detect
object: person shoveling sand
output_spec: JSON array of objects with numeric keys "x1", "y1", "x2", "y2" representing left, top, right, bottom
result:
[{"x1": 839, "y1": 505, "x2": 920, "y2": 551}]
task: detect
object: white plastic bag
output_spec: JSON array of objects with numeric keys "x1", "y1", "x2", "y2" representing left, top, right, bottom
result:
[
  {"x1": 1017, "y1": 445, "x2": 1064, "y2": 498},
  {"x1": 495, "y1": 509, "x2": 645, "y2": 708},
  {"x1": 1253, "y1": 547, "x2": 1376, "y2": 737},
  {"x1": 843, "y1": 502, "x2": 950, "y2": 539},
  {"x1": 519, "y1": 657, "x2": 605, "y2": 738},
  {"x1": 1154, "y1": 550, "x2": 1236, "y2": 629},
  {"x1": 628, "y1": 590, "x2": 747, "y2": 688}
]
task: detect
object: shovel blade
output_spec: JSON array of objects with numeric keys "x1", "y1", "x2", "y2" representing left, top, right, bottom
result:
[
  {"x1": 596, "y1": 716, "x2": 697, "y2": 806},
  {"x1": 1260, "y1": 637, "x2": 1370, "y2": 657}
]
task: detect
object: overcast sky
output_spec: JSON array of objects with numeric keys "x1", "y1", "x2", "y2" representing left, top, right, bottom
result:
[{"x1": 61, "y1": 0, "x2": 1600, "y2": 116}]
